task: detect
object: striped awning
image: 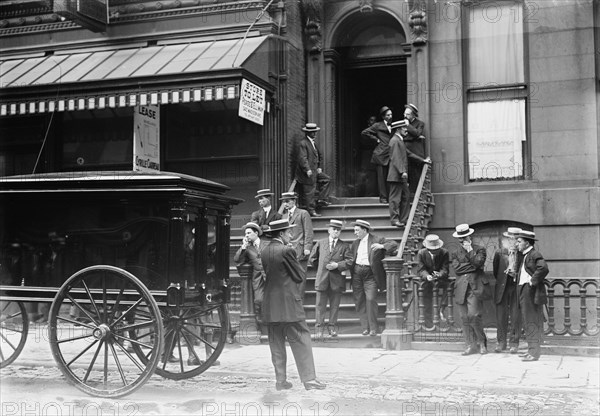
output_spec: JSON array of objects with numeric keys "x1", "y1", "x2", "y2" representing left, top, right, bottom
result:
[{"x1": 0, "y1": 35, "x2": 269, "y2": 116}]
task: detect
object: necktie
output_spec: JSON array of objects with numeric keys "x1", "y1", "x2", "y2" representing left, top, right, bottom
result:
[{"x1": 330, "y1": 239, "x2": 336, "y2": 252}]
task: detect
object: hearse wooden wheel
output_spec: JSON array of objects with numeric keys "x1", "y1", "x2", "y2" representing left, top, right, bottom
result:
[
  {"x1": 49, "y1": 265, "x2": 163, "y2": 398},
  {"x1": 131, "y1": 303, "x2": 228, "y2": 380},
  {"x1": 0, "y1": 301, "x2": 29, "y2": 368}
]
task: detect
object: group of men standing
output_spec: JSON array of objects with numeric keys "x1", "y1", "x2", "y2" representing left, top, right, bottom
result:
[{"x1": 416, "y1": 224, "x2": 549, "y2": 362}]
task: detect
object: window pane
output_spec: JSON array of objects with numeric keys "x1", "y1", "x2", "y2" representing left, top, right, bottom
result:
[
  {"x1": 468, "y1": 99, "x2": 525, "y2": 180},
  {"x1": 468, "y1": 3, "x2": 524, "y2": 85}
]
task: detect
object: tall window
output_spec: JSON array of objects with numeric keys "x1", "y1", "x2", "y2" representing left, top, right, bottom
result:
[{"x1": 465, "y1": 1, "x2": 528, "y2": 181}]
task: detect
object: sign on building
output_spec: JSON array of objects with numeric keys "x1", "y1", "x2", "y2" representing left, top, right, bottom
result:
[
  {"x1": 238, "y1": 79, "x2": 265, "y2": 126},
  {"x1": 133, "y1": 105, "x2": 160, "y2": 172}
]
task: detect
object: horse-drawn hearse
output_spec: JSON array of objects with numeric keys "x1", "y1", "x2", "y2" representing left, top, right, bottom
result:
[{"x1": 0, "y1": 170, "x2": 241, "y2": 397}]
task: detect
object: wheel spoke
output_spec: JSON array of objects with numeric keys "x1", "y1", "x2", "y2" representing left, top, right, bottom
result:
[
  {"x1": 2, "y1": 311, "x2": 24, "y2": 321},
  {"x1": 0, "y1": 345, "x2": 5, "y2": 361},
  {"x1": 65, "y1": 294, "x2": 99, "y2": 326},
  {"x1": 113, "y1": 333, "x2": 154, "y2": 351},
  {"x1": 182, "y1": 307, "x2": 219, "y2": 321},
  {"x1": 0, "y1": 331, "x2": 18, "y2": 351},
  {"x1": 184, "y1": 322, "x2": 222, "y2": 330},
  {"x1": 66, "y1": 339, "x2": 99, "y2": 367},
  {"x1": 57, "y1": 315, "x2": 97, "y2": 330},
  {"x1": 108, "y1": 286, "x2": 125, "y2": 323},
  {"x1": 57, "y1": 332, "x2": 94, "y2": 344},
  {"x1": 83, "y1": 339, "x2": 104, "y2": 383},
  {"x1": 108, "y1": 342, "x2": 128, "y2": 387},
  {"x1": 1, "y1": 302, "x2": 10, "y2": 314},
  {"x1": 113, "y1": 340, "x2": 146, "y2": 372},
  {"x1": 182, "y1": 326, "x2": 216, "y2": 351},
  {"x1": 176, "y1": 335, "x2": 184, "y2": 373},
  {"x1": 111, "y1": 298, "x2": 144, "y2": 327},
  {"x1": 115, "y1": 319, "x2": 156, "y2": 332},
  {"x1": 103, "y1": 341, "x2": 108, "y2": 389},
  {"x1": 161, "y1": 330, "x2": 178, "y2": 371},
  {"x1": 181, "y1": 330, "x2": 202, "y2": 365},
  {"x1": 81, "y1": 280, "x2": 102, "y2": 322}
]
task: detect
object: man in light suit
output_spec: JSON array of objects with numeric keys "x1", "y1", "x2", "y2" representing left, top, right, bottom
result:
[
  {"x1": 280, "y1": 191, "x2": 313, "y2": 298},
  {"x1": 308, "y1": 219, "x2": 352, "y2": 337},
  {"x1": 234, "y1": 222, "x2": 269, "y2": 319},
  {"x1": 261, "y1": 219, "x2": 326, "y2": 391},
  {"x1": 250, "y1": 189, "x2": 281, "y2": 229},
  {"x1": 515, "y1": 230, "x2": 549, "y2": 362},
  {"x1": 294, "y1": 123, "x2": 331, "y2": 217},
  {"x1": 416, "y1": 234, "x2": 450, "y2": 328},
  {"x1": 361, "y1": 106, "x2": 394, "y2": 203},
  {"x1": 493, "y1": 227, "x2": 523, "y2": 353},
  {"x1": 348, "y1": 219, "x2": 398, "y2": 336},
  {"x1": 452, "y1": 223, "x2": 489, "y2": 355}
]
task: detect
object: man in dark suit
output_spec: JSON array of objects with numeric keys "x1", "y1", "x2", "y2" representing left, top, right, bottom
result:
[
  {"x1": 416, "y1": 234, "x2": 450, "y2": 328},
  {"x1": 515, "y1": 230, "x2": 549, "y2": 362},
  {"x1": 451, "y1": 223, "x2": 489, "y2": 355},
  {"x1": 250, "y1": 189, "x2": 281, "y2": 229},
  {"x1": 280, "y1": 191, "x2": 313, "y2": 298},
  {"x1": 261, "y1": 219, "x2": 326, "y2": 391},
  {"x1": 403, "y1": 103, "x2": 427, "y2": 193},
  {"x1": 308, "y1": 219, "x2": 352, "y2": 337},
  {"x1": 294, "y1": 123, "x2": 331, "y2": 217},
  {"x1": 348, "y1": 219, "x2": 398, "y2": 336},
  {"x1": 492, "y1": 227, "x2": 523, "y2": 353},
  {"x1": 234, "y1": 222, "x2": 270, "y2": 319},
  {"x1": 361, "y1": 106, "x2": 394, "y2": 203}
]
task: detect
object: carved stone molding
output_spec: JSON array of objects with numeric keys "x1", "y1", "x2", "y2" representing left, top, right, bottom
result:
[
  {"x1": 358, "y1": 0, "x2": 373, "y2": 13},
  {"x1": 407, "y1": 0, "x2": 428, "y2": 46},
  {"x1": 301, "y1": 0, "x2": 322, "y2": 55}
]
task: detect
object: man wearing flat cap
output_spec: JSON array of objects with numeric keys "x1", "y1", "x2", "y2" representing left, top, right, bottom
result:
[
  {"x1": 515, "y1": 230, "x2": 549, "y2": 362},
  {"x1": 348, "y1": 219, "x2": 398, "y2": 336},
  {"x1": 451, "y1": 223, "x2": 489, "y2": 355},
  {"x1": 261, "y1": 219, "x2": 326, "y2": 391},
  {"x1": 308, "y1": 219, "x2": 353, "y2": 337},
  {"x1": 416, "y1": 234, "x2": 450, "y2": 328},
  {"x1": 403, "y1": 103, "x2": 427, "y2": 193},
  {"x1": 361, "y1": 106, "x2": 394, "y2": 204},
  {"x1": 294, "y1": 123, "x2": 331, "y2": 217},
  {"x1": 251, "y1": 189, "x2": 282, "y2": 228},
  {"x1": 234, "y1": 222, "x2": 270, "y2": 319},
  {"x1": 492, "y1": 227, "x2": 523, "y2": 353}
]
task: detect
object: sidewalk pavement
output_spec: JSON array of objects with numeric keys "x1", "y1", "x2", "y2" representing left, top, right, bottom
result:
[{"x1": 7, "y1": 324, "x2": 600, "y2": 394}]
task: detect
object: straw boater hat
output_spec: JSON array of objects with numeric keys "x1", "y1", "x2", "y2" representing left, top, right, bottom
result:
[
  {"x1": 351, "y1": 219, "x2": 372, "y2": 231},
  {"x1": 503, "y1": 227, "x2": 522, "y2": 238},
  {"x1": 254, "y1": 189, "x2": 274, "y2": 199},
  {"x1": 242, "y1": 222, "x2": 262, "y2": 236},
  {"x1": 279, "y1": 191, "x2": 298, "y2": 200},
  {"x1": 328, "y1": 219, "x2": 343, "y2": 229},
  {"x1": 379, "y1": 106, "x2": 391, "y2": 116},
  {"x1": 404, "y1": 103, "x2": 419, "y2": 116},
  {"x1": 452, "y1": 223, "x2": 475, "y2": 238},
  {"x1": 515, "y1": 229, "x2": 538, "y2": 241},
  {"x1": 266, "y1": 218, "x2": 297, "y2": 233},
  {"x1": 301, "y1": 123, "x2": 320, "y2": 132},
  {"x1": 423, "y1": 234, "x2": 444, "y2": 250},
  {"x1": 390, "y1": 120, "x2": 408, "y2": 130}
]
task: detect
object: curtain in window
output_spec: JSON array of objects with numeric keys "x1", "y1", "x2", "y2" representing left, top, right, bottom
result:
[
  {"x1": 468, "y1": 99, "x2": 525, "y2": 180},
  {"x1": 468, "y1": 3, "x2": 524, "y2": 85}
]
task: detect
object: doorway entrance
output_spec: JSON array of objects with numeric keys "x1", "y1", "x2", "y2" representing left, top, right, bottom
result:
[{"x1": 339, "y1": 64, "x2": 407, "y2": 197}]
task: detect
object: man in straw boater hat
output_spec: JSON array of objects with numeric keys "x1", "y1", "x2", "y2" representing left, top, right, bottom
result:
[
  {"x1": 515, "y1": 229, "x2": 549, "y2": 362},
  {"x1": 415, "y1": 234, "x2": 450, "y2": 328},
  {"x1": 233, "y1": 222, "x2": 270, "y2": 321},
  {"x1": 260, "y1": 219, "x2": 326, "y2": 391},
  {"x1": 451, "y1": 223, "x2": 490, "y2": 355},
  {"x1": 308, "y1": 219, "x2": 353, "y2": 337},
  {"x1": 402, "y1": 103, "x2": 427, "y2": 193},
  {"x1": 250, "y1": 188, "x2": 281, "y2": 229},
  {"x1": 294, "y1": 122, "x2": 331, "y2": 218},
  {"x1": 361, "y1": 106, "x2": 394, "y2": 204},
  {"x1": 492, "y1": 227, "x2": 523, "y2": 354},
  {"x1": 348, "y1": 219, "x2": 398, "y2": 336}
]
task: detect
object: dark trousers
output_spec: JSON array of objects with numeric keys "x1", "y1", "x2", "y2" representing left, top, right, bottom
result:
[
  {"x1": 408, "y1": 161, "x2": 424, "y2": 193},
  {"x1": 266, "y1": 321, "x2": 316, "y2": 383},
  {"x1": 352, "y1": 265, "x2": 379, "y2": 332},
  {"x1": 296, "y1": 172, "x2": 331, "y2": 212},
  {"x1": 496, "y1": 282, "x2": 520, "y2": 347},
  {"x1": 456, "y1": 284, "x2": 486, "y2": 348},
  {"x1": 519, "y1": 284, "x2": 544, "y2": 358},
  {"x1": 421, "y1": 280, "x2": 449, "y2": 327},
  {"x1": 315, "y1": 287, "x2": 342, "y2": 327},
  {"x1": 375, "y1": 164, "x2": 389, "y2": 200},
  {"x1": 388, "y1": 178, "x2": 410, "y2": 224}
]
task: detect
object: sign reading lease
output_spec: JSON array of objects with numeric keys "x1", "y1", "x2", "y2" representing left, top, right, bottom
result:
[
  {"x1": 133, "y1": 105, "x2": 160, "y2": 172},
  {"x1": 238, "y1": 79, "x2": 265, "y2": 125}
]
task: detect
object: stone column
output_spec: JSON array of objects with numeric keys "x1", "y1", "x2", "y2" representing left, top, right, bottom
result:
[
  {"x1": 381, "y1": 257, "x2": 413, "y2": 350},
  {"x1": 234, "y1": 263, "x2": 262, "y2": 345}
]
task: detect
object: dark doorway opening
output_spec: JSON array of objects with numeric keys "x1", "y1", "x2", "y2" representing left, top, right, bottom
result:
[{"x1": 339, "y1": 64, "x2": 406, "y2": 197}]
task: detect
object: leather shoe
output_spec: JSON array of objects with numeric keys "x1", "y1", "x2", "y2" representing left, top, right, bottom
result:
[
  {"x1": 379, "y1": 198, "x2": 388, "y2": 204},
  {"x1": 328, "y1": 328, "x2": 338, "y2": 337},
  {"x1": 509, "y1": 347, "x2": 519, "y2": 354},
  {"x1": 309, "y1": 211, "x2": 322, "y2": 217},
  {"x1": 461, "y1": 346, "x2": 479, "y2": 356},
  {"x1": 494, "y1": 344, "x2": 506, "y2": 353},
  {"x1": 521, "y1": 354, "x2": 539, "y2": 362},
  {"x1": 391, "y1": 221, "x2": 403, "y2": 227},
  {"x1": 361, "y1": 329, "x2": 369, "y2": 336},
  {"x1": 317, "y1": 200, "x2": 331, "y2": 207},
  {"x1": 479, "y1": 345, "x2": 488, "y2": 355},
  {"x1": 369, "y1": 330, "x2": 377, "y2": 337},
  {"x1": 276, "y1": 380, "x2": 293, "y2": 390},
  {"x1": 304, "y1": 379, "x2": 326, "y2": 390}
]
